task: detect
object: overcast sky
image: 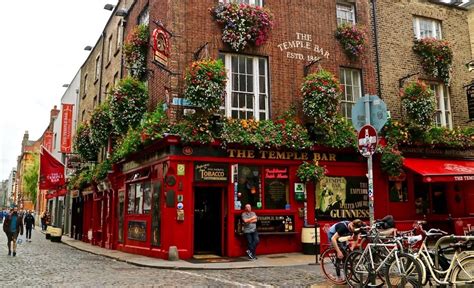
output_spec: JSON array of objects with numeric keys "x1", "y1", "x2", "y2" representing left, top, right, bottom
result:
[{"x1": 0, "y1": 0, "x2": 117, "y2": 180}]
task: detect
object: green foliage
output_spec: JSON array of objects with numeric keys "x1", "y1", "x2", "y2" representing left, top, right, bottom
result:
[
  {"x1": 413, "y1": 38, "x2": 453, "y2": 84},
  {"x1": 74, "y1": 123, "x2": 99, "y2": 161},
  {"x1": 123, "y1": 24, "x2": 149, "y2": 80},
  {"x1": 139, "y1": 104, "x2": 170, "y2": 144},
  {"x1": 313, "y1": 117, "x2": 357, "y2": 149},
  {"x1": 111, "y1": 128, "x2": 142, "y2": 162},
  {"x1": 92, "y1": 159, "x2": 112, "y2": 182},
  {"x1": 401, "y1": 80, "x2": 436, "y2": 128},
  {"x1": 90, "y1": 103, "x2": 113, "y2": 147},
  {"x1": 184, "y1": 59, "x2": 227, "y2": 114},
  {"x1": 382, "y1": 119, "x2": 410, "y2": 147},
  {"x1": 67, "y1": 166, "x2": 94, "y2": 191},
  {"x1": 109, "y1": 77, "x2": 148, "y2": 135},
  {"x1": 171, "y1": 114, "x2": 216, "y2": 144},
  {"x1": 296, "y1": 161, "x2": 326, "y2": 183},
  {"x1": 23, "y1": 153, "x2": 39, "y2": 204},
  {"x1": 380, "y1": 146, "x2": 404, "y2": 177},
  {"x1": 302, "y1": 70, "x2": 342, "y2": 127}
]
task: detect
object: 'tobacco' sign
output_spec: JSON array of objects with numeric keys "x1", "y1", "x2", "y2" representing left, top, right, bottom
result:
[{"x1": 357, "y1": 125, "x2": 377, "y2": 157}]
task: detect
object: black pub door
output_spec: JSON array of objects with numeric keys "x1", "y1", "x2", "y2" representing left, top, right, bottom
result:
[{"x1": 194, "y1": 187, "x2": 222, "y2": 255}]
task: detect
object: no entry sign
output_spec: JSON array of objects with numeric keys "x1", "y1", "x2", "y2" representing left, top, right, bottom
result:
[{"x1": 358, "y1": 125, "x2": 377, "y2": 157}]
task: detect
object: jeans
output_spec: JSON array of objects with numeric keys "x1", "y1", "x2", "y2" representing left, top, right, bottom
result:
[
  {"x1": 6, "y1": 232, "x2": 18, "y2": 252},
  {"x1": 245, "y1": 231, "x2": 259, "y2": 256},
  {"x1": 26, "y1": 227, "x2": 32, "y2": 239}
]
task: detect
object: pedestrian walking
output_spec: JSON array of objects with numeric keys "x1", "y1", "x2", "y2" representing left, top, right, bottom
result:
[
  {"x1": 3, "y1": 206, "x2": 24, "y2": 256},
  {"x1": 241, "y1": 203, "x2": 259, "y2": 260},
  {"x1": 24, "y1": 210, "x2": 35, "y2": 242},
  {"x1": 41, "y1": 211, "x2": 47, "y2": 231}
]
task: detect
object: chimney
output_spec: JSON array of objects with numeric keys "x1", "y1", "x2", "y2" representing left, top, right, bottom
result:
[
  {"x1": 21, "y1": 131, "x2": 29, "y2": 153},
  {"x1": 49, "y1": 105, "x2": 60, "y2": 130}
]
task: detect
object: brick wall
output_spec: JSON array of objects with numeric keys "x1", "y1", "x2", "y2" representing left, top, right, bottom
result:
[
  {"x1": 124, "y1": 0, "x2": 377, "y2": 122},
  {"x1": 376, "y1": 0, "x2": 472, "y2": 127},
  {"x1": 468, "y1": 9, "x2": 474, "y2": 58}
]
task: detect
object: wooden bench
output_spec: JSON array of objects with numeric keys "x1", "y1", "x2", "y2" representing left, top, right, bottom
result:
[{"x1": 46, "y1": 226, "x2": 62, "y2": 242}]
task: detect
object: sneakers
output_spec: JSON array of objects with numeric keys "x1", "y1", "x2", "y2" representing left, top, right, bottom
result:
[
  {"x1": 8, "y1": 251, "x2": 11, "y2": 256},
  {"x1": 246, "y1": 250, "x2": 253, "y2": 259},
  {"x1": 12, "y1": 252, "x2": 16, "y2": 257}
]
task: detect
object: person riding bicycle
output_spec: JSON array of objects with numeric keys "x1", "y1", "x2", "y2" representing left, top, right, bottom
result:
[{"x1": 327, "y1": 219, "x2": 365, "y2": 259}]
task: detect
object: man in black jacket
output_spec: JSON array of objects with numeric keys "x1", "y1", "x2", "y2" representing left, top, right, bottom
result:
[
  {"x1": 24, "y1": 210, "x2": 35, "y2": 242},
  {"x1": 3, "y1": 207, "x2": 24, "y2": 256}
]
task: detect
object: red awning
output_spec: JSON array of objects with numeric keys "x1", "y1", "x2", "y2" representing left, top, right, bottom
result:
[{"x1": 403, "y1": 158, "x2": 474, "y2": 182}]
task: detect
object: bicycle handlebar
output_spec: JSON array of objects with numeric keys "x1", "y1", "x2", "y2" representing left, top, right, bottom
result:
[{"x1": 425, "y1": 228, "x2": 448, "y2": 237}]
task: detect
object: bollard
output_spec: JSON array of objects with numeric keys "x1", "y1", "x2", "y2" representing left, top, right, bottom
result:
[{"x1": 168, "y1": 246, "x2": 180, "y2": 261}]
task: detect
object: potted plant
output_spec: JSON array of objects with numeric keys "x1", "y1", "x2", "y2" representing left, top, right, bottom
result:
[
  {"x1": 90, "y1": 103, "x2": 113, "y2": 147},
  {"x1": 400, "y1": 80, "x2": 436, "y2": 128},
  {"x1": 183, "y1": 59, "x2": 227, "y2": 114},
  {"x1": 74, "y1": 123, "x2": 99, "y2": 161},
  {"x1": 301, "y1": 70, "x2": 342, "y2": 127},
  {"x1": 380, "y1": 146, "x2": 404, "y2": 177},
  {"x1": 413, "y1": 37, "x2": 453, "y2": 84},
  {"x1": 335, "y1": 23, "x2": 366, "y2": 60},
  {"x1": 296, "y1": 161, "x2": 326, "y2": 183},
  {"x1": 109, "y1": 77, "x2": 148, "y2": 135},
  {"x1": 211, "y1": 2, "x2": 274, "y2": 51},
  {"x1": 123, "y1": 24, "x2": 149, "y2": 80}
]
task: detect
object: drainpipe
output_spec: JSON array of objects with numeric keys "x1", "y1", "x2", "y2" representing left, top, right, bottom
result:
[{"x1": 371, "y1": 0, "x2": 382, "y2": 98}]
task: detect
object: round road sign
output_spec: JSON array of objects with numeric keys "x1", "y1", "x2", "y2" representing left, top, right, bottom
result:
[{"x1": 358, "y1": 125, "x2": 378, "y2": 157}]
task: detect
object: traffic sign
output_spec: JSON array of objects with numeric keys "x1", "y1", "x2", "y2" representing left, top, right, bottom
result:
[
  {"x1": 351, "y1": 95, "x2": 388, "y2": 132},
  {"x1": 358, "y1": 125, "x2": 378, "y2": 157}
]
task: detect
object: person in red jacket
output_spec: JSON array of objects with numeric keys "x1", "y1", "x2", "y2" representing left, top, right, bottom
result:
[{"x1": 3, "y1": 206, "x2": 24, "y2": 257}]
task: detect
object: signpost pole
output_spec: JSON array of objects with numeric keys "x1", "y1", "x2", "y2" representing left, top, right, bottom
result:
[{"x1": 364, "y1": 94, "x2": 375, "y2": 226}]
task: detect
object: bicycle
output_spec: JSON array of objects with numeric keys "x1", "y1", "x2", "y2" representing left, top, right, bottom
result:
[
  {"x1": 401, "y1": 225, "x2": 474, "y2": 287},
  {"x1": 320, "y1": 235, "x2": 359, "y2": 285},
  {"x1": 345, "y1": 222, "x2": 423, "y2": 287}
]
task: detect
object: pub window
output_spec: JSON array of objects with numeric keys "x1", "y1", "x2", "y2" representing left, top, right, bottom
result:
[
  {"x1": 116, "y1": 20, "x2": 123, "y2": 51},
  {"x1": 93, "y1": 95, "x2": 97, "y2": 109},
  {"x1": 138, "y1": 5, "x2": 149, "y2": 25},
  {"x1": 237, "y1": 165, "x2": 261, "y2": 209},
  {"x1": 263, "y1": 167, "x2": 289, "y2": 209},
  {"x1": 429, "y1": 83, "x2": 452, "y2": 129},
  {"x1": 126, "y1": 171, "x2": 152, "y2": 215},
  {"x1": 104, "y1": 83, "x2": 110, "y2": 102},
  {"x1": 219, "y1": 0, "x2": 263, "y2": 6},
  {"x1": 336, "y1": 3, "x2": 355, "y2": 25},
  {"x1": 413, "y1": 17, "x2": 442, "y2": 39},
  {"x1": 83, "y1": 74, "x2": 88, "y2": 99},
  {"x1": 107, "y1": 34, "x2": 113, "y2": 63},
  {"x1": 220, "y1": 53, "x2": 269, "y2": 120},
  {"x1": 339, "y1": 68, "x2": 362, "y2": 119},
  {"x1": 114, "y1": 72, "x2": 119, "y2": 87}
]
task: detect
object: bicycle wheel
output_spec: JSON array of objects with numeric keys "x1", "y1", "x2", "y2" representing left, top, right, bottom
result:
[
  {"x1": 450, "y1": 256, "x2": 474, "y2": 287},
  {"x1": 344, "y1": 250, "x2": 367, "y2": 287},
  {"x1": 384, "y1": 252, "x2": 422, "y2": 288},
  {"x1": 320, "y1": 247, "x2": 347, "y2": 285}
]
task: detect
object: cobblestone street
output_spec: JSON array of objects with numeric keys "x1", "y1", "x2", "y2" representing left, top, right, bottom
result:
[{"x1": 0, "y1": 229, "x2": 328, "y2": 287}]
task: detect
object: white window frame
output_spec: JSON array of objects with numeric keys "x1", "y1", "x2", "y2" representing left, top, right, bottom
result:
[
  {"x1": 116, "y1": 20, "x2": 123, "y2": 51},
  {"x1": 107, "y1": 35, "x2": 113, "y2": 63},
  {"x1": 95, "y1": 56, "x2": 101, "y2": 80},
  {"x1": 221, "y1": 54, "x2": 269, "y2": 120},
  {"x1": 339, "y1": 68, "x2": 362, "y2": 119},
  {"x1": 429, "y1": 83, "x2": 452, "y2": 129},
  {"x1": 219, "y1": 0, "x2": 263, "y2": 7},
  {"x1": 413, "y1": 17, "x2": 442, "y2": 39},
  {"x1": 138, "y1": 6, "x2": 149, "y2": 25},
  {"x1": 336, "y1": 3, "x2": 356, "y2": 25}
]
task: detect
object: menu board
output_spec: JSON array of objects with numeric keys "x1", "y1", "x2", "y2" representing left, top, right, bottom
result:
[
  {"x1": 264, "y1": 167, "x2": 289, "y2": 209},
  {"x1": 235, "y1": 215, "x2": 295, "y2": 234}
]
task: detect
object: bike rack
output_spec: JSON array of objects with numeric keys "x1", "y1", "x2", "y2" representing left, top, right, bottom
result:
[{"x1": 433, "y1": 235, "x2": 474, "y2": 269}]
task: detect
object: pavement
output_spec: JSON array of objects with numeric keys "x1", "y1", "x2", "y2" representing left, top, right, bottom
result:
[{"x1": 60, "y1": 234, "x2": 319, "y2": 270}]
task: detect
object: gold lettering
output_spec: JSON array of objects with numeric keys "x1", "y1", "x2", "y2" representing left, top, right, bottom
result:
[
  {"x1": 228, "y1": 149, "x2": 236, "y2": 158},
  {"x1": 277, "y1": 151, "x2": 286, "y2": 159},
  {"x1": 321, "y1": 154, "x2": 328, "y2": 161},
  {"x1": 269, "y1": 151, "x2": 276, "y2": 159},
  {"x1": 248, "y1": 150, "x2": 255, "y2": 158},
  {"x1": 260, "y1": 151, "x2": 268, "y2": 159},
  {"x1": 329, "y1": 154, "x2": 336, "y2": 161},
  {"x1": 236, "y1": 150, "x2": 246, "y2": 158},
  {"x1": 314, "y1": 153, "x2": 321, "y2": 161},
  {"x1": 301, "y1": 152, "x2": 308, "y2": 160}
]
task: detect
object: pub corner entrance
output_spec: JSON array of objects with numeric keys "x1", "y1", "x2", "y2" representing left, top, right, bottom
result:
[{"x1": 193, "y1": 187, "x2": 223, "y2": 255}]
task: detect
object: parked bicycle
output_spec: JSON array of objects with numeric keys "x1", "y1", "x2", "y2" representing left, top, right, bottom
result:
[{"x1": 320, "y1": 235, "x2": 355, "y2": 285}]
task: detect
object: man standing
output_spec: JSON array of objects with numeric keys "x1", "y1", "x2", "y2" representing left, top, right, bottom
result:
[
  {"x1": 3, "y1": 207, "x2": 24, "y2": 256},
  {"x1": 241, "y1": 204, "x2": 259, "y2": 260},
  {"x1": 24, "y1": 210, "x2": 35, "y2": 242}
]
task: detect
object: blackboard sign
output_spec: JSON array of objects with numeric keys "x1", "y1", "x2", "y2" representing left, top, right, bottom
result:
[
  {"x1": 235, "y1": 215, "x2": 295, "y2": 234},
  {"x1": 194, "y1": 162, "x2": 228, "y2": 182},
  {"x1": 467, "y1": 85, "x2": 474, "y2": 121}
]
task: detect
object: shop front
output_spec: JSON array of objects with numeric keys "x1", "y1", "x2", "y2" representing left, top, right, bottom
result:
[
  {"x1": 376, "y1": 147, "x2": 474, "y2": 235},
  {"x1": 110, "y1": 137, "x2": 376, "y2": 259}
]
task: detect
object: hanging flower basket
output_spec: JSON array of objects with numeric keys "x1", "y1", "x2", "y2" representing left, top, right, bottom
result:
[
  {"x1": 123, "y1": 24, "x2": 149, "y2": 80},
  {"x1": 90, "y1": 103, "x2": 113, "y2": 147},
  {"x1": 74, "y1": 123, "x2": 99, "y2": 161},
  {"x1": 296, "y1": 161, "x2": 326, "y2": 183},
  {"x1": 183, "y1": 59, "x2": 227, "y2": 113},
  {"x1": 413, "y1": 38, "x2": 453, "y2": 84},
  {"x1": 380, "y1": 146, "x2": 404, "y2": 177},
  {"x1": 400, "y1": 80, "x2": 436, "y2": 128},
  {"x1": 109, "y1": 77, "x2": 148, "y2": 135},
  {"x1": 335, "y1": 23, "x2": 366, "y2": 59},
  {"x1": 302, "y1": 70, "x2": 342, "y2": 127},
  {"x1": 211, "y1": 3, "x2": 274, "y2": 51}
]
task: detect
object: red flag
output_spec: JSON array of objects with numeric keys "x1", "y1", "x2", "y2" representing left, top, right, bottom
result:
[
  {"x1": 39, "y1": 146, "x2": 65, "y2": 190},
  {"x1": 43, "y1": 131, "x2": 53, "y2": 152}
]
